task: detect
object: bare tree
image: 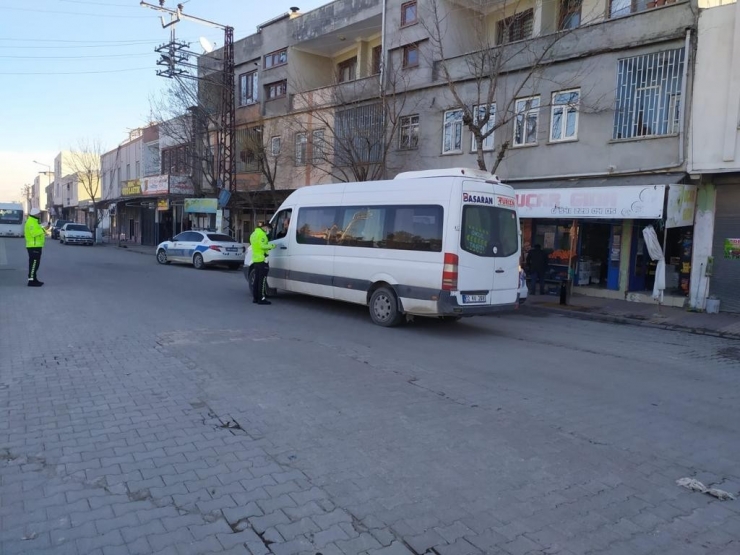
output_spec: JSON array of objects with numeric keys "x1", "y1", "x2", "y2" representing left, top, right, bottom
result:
[
  {"x1": 149, "y1": 75, "x2": 223, "y2": 196},
  {"x1": 422, "y1": 0, "x2": 591, "y2": 174},
  {"x1": 234, "y1": 116, "x2": 290, "y2": 210},
  {"x1": 68, "y1": 139, "x2": 103, "y2": 239},
  {"x1": 289, "y1": 63, "x2": 417, "y2": 183}
]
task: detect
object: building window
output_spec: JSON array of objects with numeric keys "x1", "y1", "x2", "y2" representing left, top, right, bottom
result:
[
  {"x1": 610, "y1": 0, "x2": 663, "y2": 18},
  {"x1": 295, "y1": 132, "x2": 307, "y2": 165},
  {"x1": 401, "y1": 1, "x2": 417, "y2": 26},
  {"x1": 613, "y1": 48, "x2": 685, "y2": 140},
  {"x1": 372, "y1": 45, "x2": 382, "y2": 75},
  {"x1": 513, "y1": 96, "x2": 540, "y2": 146},
  {"x1": 236, "y1": 127, "x2": 263, "y2": 173},
  {"x1": 334, "y1": 103, "x2": 384, "y2": 166},
  {"x1": 239, "y1": 70, "x2": 258, "y2": 105},
  {"x1": 264, "y1": 48, "x2": 287, "y2": 69},
  {"x1": 161, "y1": 145, "x2": 189, "y2": 175},
  {"x1": 442, "y1": 109, "x2": 464, "y2": 154},
  {"x1": 337, "y1": 57, "x2": 357, "y2": 83},
  {"x1": 135, "y1": 161, "x2": 140, "y2": 177},
  {"x1": 472, "y1": 104, "x2": 496, "y2": 151},
  {"x1": 497, "y1": 9, "x2": 534, "y2": 45},
  {"x1": 399, "y1": 115, "x2": 420, "y2": 150},
  {"x1": 265, "y1": 80, "x2": 287, "y2": 100},
  {"x1": 312, "y1": 130, "x2": 325, "y2": 164},
  {"x1": 126, "y1": 164, "x2": 130, "y2": 180},
  {"x1": 403, "y1": 44, "x2": 419, "y2": 68},
  {"x1": 271, "y1": 136, "x2": 281, "y2": 157},
  {"x1": 550, "y1": 89, "x2": 580, "y2": 142},
  {"x1": 559, "y1": 0, "x2": 582, "y2": 30}
]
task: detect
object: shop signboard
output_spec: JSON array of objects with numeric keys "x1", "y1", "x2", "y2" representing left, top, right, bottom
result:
[
  {"x1": 516, "y1": 185, "x2": 666, "y2": 219},
  {"x1": 141, "y1": 175, "x2": 169, "y2": 196},
  {"x1": 157, "y1": 199, "x2": 169, "y2": 211},
  {"x1": 121, "y1": 179, "x2": 141, "y2": 197},
  {"x1": 184, "y1": 198, "x2": 217, "y2": 214},
  {"x1": 665, "y1": 184, "x2": 697, "y2": 228},
  {"x1": 724, "y1": 239, "x2": 740, "y2": 259},
  {"x1": 169, "y1": 176, "x2": 195, "y2": 195}
]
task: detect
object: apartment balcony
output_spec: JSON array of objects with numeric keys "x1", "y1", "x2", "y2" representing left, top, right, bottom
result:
[
  {"x1": 434, "y1": 0, "x2": 694, "y2": 83},
  {"x1": 290, "y1": 2, "x2": 382, "y2": 95},
  {"x1": 291, "y1": 74, "x2": 381, "y2": 112}
]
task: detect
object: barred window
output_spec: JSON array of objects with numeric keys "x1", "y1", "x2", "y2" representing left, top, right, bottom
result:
[
  {"x1": 613, "y1": 48, "x2": 685, "y2": 140},
  {"x1": 497, "y1": 9, "x2": 534, "y2": 45},
  {"x1": 235, "y1": 127, "x2": 262, "y2": 173},
  {"x1": 334, "y1": 103, "x2": 384, "y2": 166}
]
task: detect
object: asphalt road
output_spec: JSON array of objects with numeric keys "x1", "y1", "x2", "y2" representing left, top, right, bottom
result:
[{"x1": 1, "y1": 237, "x2": 739, "y2": 555}]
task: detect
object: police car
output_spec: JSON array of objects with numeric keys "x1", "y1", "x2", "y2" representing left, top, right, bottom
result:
[{"x1": 156, "y1": 231, "x2": 246, "y2": 270}]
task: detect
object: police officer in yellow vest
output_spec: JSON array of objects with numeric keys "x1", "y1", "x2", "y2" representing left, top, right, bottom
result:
[
  {"x1": 25, "y1": 208, "x2": 46, "y2": 287},
  {"x1": 250, "y1": 221, "x2": 275, "y2": 305}
]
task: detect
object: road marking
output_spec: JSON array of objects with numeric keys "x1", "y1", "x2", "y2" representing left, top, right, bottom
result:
[{"x1": 0, "y1": 239, "x2": 8, "y2": 267}]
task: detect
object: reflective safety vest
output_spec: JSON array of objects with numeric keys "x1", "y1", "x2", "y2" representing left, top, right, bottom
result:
[
  {"x1": 250, "y1": 227, "x2": 274, "y2": 263},
  {"x1": 24, "y1": 217, "x2": 46, "y2": 248}
]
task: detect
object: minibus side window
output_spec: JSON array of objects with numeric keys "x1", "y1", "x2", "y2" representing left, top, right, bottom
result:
[{"x1": 296, "y1": 207, "x2": 340, "y2": 245}]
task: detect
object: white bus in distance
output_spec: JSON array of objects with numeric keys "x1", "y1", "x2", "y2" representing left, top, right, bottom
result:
[
  {"x1": 244, "y1": 168, "x2": 522, "y2": 326},
  {"x1": 0, "y1": 202, "x2": 24, "y2": 238}
]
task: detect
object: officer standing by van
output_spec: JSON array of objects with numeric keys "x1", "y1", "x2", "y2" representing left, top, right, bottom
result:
[
  {"x1": 250, "y1": 221, "x2": 275, "y2": 305},
  {"x1": 25, "y1": 208, "x2": 46, "y2": 287}
]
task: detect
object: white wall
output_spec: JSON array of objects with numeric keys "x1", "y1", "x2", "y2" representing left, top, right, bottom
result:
[{"x1": 689, "y1": 1, "x2": 740, "y2": 172}]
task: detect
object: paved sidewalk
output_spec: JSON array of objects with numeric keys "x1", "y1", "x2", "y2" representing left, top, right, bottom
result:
[
  {"x1": 524, "y1": 293, "x2": 740, "y2": 340},
  {"x1": 98, "y1": 242, "x2": 157, "y2": 256}
]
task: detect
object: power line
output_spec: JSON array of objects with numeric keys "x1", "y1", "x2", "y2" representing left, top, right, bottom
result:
[
  {"x1": 0, "y1": 6, "x2": 154, "y2": 18},
  {"x1": 0, "y1": 42, "x2": 166, "y2": 50},
  {"x1": 0, "y1": 67, "x2": 153, "y2": 75},
  {"x1": 59, "y1": 0, "x2": 141, "y2": 6},
  {"x1": 0, "y1": 52, "x2": 158, "y2": 59},
  {"x1": 0, "y1": 38, "x2": 162, "y2": 43}
]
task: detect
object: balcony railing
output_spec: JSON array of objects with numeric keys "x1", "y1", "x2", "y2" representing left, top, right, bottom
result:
[{"x1": 290, "y1": 74, "x2": 381, "y2": 112}]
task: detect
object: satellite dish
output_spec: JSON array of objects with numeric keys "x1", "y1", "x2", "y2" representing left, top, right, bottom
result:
[{"x1": 199, "y1": 37, "x2": 215, "y2": 54}]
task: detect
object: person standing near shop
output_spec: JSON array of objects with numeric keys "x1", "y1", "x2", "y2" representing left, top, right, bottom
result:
[
  {"x1": 526, "y1": 243, "x2": 548, "y2": 295},
  {"x1": 250, "y1": 221, "x2": 275, "y2": 305},
  {"x1": 25, "y1": 208, "x2": 46, "y2": 287}
]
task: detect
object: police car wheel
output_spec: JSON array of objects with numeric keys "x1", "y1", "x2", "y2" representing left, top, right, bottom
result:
[
  {"x1": 157, "y1": 249, "x2": 170, "y2": 265},
  {"x1": 369, "y1": 287, "x2": 403, "y2": 327},
  {"x1": 247, "y1": 267, "x2": 256, "y2": 294},
  {"x1": 193, "y1": 253, "x2": 205, "y2": 269}
]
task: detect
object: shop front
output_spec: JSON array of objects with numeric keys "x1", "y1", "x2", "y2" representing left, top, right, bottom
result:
[
  {"x1": 515, "y1": 181, "x2": 697, "y2": 305},
  {"x1": 709, "y1": 180, "x2": 740, "y2": 312}
]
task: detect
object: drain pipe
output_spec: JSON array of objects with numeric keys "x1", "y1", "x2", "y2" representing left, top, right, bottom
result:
[
  {"x1": 380, "y1": 0, "x2": 387, "y2": 95},
  {"x1": 678, "y1": 28, "x2": 691, "y2": 167}
]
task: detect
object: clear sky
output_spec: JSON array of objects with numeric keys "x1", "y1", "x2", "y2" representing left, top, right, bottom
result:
[{"x1": 0, "y1": 0, "x2": 328, "y2": 203}]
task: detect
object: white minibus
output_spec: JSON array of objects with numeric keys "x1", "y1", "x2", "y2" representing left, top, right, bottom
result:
[
  {"x1": 244, "y1": 168, "x2": 521, "y2": 326},
  {"x1": 0, "y1": 202, "x2": 24, "y2": 238}
]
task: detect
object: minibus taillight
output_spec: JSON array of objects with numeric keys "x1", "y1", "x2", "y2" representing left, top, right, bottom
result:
[{"x1": 442, "y1": 253, "x2": 459, "y2": 291}]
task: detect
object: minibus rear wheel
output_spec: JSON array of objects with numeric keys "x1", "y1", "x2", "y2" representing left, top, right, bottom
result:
[{"x1": 369, "y1": 286, "x2": 403, "y2": 327}]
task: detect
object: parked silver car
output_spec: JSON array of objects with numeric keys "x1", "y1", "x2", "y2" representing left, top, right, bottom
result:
[{"x1": 60, "y1": 223, "x2": 94, "y2": 246}]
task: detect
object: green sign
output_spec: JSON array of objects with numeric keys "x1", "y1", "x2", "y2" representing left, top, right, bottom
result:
[
  {"x1": 184, "y1": 198, "x2": 217, "y2": 214},
  {"x1": 724, "y1": 239, "x2": 740, "y2": 259}
]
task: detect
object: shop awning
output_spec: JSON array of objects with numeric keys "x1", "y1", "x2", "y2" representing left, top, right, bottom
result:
[{"x1": 509, "y1": 173, "x2": 691, "y2": 221}]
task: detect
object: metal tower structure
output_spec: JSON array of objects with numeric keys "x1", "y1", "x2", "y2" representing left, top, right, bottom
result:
[{"x1": 140, "y1": 1, "x2": 236, "y2": 195}]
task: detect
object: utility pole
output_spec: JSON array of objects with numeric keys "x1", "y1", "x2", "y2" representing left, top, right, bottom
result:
[{"x1": 140, "y1": 1, "x2": 236, "y2": 201}]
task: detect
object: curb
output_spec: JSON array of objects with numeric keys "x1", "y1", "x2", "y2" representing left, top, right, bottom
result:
[{"x1": 522, "y1": 304, "x2": 740, "y2": 342}]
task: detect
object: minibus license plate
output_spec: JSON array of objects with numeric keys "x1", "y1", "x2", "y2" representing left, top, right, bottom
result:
[{"x1": 462, "y1": 294, "x2": 486, "y2": 304}]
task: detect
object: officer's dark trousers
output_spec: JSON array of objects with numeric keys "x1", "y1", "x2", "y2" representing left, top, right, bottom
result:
[
  {"x1": 253, "y1": 262, "x2": 269, "y2": 302},
  {"x1": 27, "y1": 248, "x2": 42, "y2": 281}
]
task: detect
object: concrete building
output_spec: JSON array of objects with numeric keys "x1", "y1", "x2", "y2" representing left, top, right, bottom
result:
[
  {"x1": 101, "y1": 122, "x2": 199, "y2": 246},
  {"x1": 688, "y1": 0, "x2": 740, "y2": 313},
  {"x1": 52, "y1": 151, "x2": 77, "y2": 220},
  {"x1": 203, "y1": 0, "x2": 701, "y2": 304},
  {"x1": 31, "y1": 173, "x2": 52, "y2": 224}
]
